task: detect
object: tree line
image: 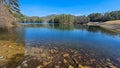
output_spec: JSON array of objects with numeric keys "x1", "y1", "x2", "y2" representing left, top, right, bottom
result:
[
  {"x1": 0, "y1": 0, "x2": 20, "y2": 29},
  {"x1": 1, "y1": 0, "x2": 44, "y2": 23},
  {"x1": 19, "y1": 16, "x2": 44, "y2": 23},
  {"x1": 48, "y1": 14, "x2": 90, "y2": 24},
  {"x1": 1, "y1": 0, "x2": 120, "y2": 24},
  {"x1": 88, "y1": 10, "x2": 120, "y2": 22},
  {"x1": 2, "y1": 0, "x2": 20, "y2": 17},
  {"x1": 48, "y1": 14, "x2": 74, "y2": 24},
  {"x1": 48, "y1": 10, "x2": 120, "y2": 24}
]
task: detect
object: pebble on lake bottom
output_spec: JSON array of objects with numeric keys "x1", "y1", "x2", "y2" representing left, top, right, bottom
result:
[
  {"x1": 68, "y1": 65, "x2": 74, "y2": 68},
  {"x1": 78, "y1": 64, "x2": 92, "y2": 68},
  {"x1": 36, "y1": 65, "x2": 42, "y2": 68},
  {"x1": 0, "y1": 44, "x2": 120, "y2": 68},
  {"x1": 0, "y1": 56, "x2": 4, "y2": 61},
  {"x1": 63, "y1": 53, "x2": 69, "y2": 57},
  {"x1": 64, "y1": 59, "x2": 68, "y2": 63},
  {"x1": 54, "y1": 65, "x2": 60, "y2": 68}
]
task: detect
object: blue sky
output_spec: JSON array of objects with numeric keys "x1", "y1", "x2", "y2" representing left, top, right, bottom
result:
[{"x1": 19, "y1": 0, "x2": 120, "y2": 17}]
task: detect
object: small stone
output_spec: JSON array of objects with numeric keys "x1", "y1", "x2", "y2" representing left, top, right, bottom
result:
[
  {"x1": 58, "y1": 61, "x2": 61, "y2": 64},
  {"x1": 63, "y1": 53, "x2": 69, "y2": 57},
  {"x1": 78, "y1": 64, "x2": 83, "y2": 68},
  {"x1": 22, "y1": 60, "x2": 27, "y2": 64},
  {"x1": 70, "y1": 49, "x2": 74, "y2": 52},
  {"x1": 9, "y1": 45, "x2": 14, "y2": 48},
  {"x1": 90, "y1": 59, "x2": 95, "y2": 62},
  {"x1": 23, "y1": 63, "x2": 28, "y2": 68},
  {"x1": 16, "y1": 66, "x2": 21, "y2": 68},
  {"x1": 74, "y1": 51, "x2": 78, "y2": 54},
  {"x1": 73, "y1": 58, "x2": 78, "y2": 64},
  {"x1": 78, "y1": 64, "x2": 91, "y2": 68},
  {"x1": 36, "y1": 65, "x2": 42, "y2": 68},
  {"x1": 106, "y1": 58, "x2": 111, "y2": 62},
  {"x1": 39, "y1": 49, "x2": 43, "y2": 52},
  {"x1": 54, "y1": 47, "x2": 58, "y2": 49},
  {"x1": 0, "y1": 56, "x2": 4, "y2": 61},
  {"x1": 47, "y1": 56, "x2": 51, "y2": 59},
  {"x1": 55, "y1": 65, "x2": 60, "y2": 68},
  {"x1": 64, "y1": 59, "x2": 67, "y2": 63},
  {"x1": 109, "y1": 65, "x2": 117, "y2": 68},
  {"x1": 25, "y1": 50, "x2": 27, "y2": 53},
  {"x1": 43, "y1": 61, "x2": 49, "y2": 66},
  {"x1": 0, "y1": 56, "x2": 4, "y2": 59},
  {"x1": 41, "y1": 53, "x2": 46, "y2": 57},
  {"x1": 50, "y1": 49, "x2": 54, "y2": 53},
  {"x1": 107, "y1": 62, "x2": 117, "y2": 68},
  {"x1": 18, "y1": 48, "x2": 22, "y2": 50},
  {"x1": 69, "y1": 65, "x2": 74, "y2": 68}
]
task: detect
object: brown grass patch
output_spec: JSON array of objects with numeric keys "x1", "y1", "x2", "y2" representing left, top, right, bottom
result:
[{"x1": 104, "y1": 20, "x2": 120, "y2": 25}]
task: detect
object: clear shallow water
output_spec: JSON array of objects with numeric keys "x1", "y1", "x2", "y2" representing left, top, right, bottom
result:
[{"x1": 0, "y1": 23, "x2": 120, "y2": 68}]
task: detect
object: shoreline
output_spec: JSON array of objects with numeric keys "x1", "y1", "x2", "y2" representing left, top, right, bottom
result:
[
  {"x1": 87, "y1": 20, "x2": 120, "y2": 33},
  {"x1": 100, "y1": 24, "x2": 120, "y2": 33}
]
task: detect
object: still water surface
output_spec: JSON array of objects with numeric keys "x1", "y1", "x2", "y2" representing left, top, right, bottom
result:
[{"x1": 0, "y1": 23, "x2": 120, "y2": 68}]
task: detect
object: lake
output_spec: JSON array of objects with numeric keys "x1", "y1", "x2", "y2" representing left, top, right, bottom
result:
[{"x1": 0, "y1": 23, "x2": 120, "y2": 68}]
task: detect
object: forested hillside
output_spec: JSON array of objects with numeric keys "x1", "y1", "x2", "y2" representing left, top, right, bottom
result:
[{"x1": 0, "y1": 0, "x2": 19, "y2": 29}]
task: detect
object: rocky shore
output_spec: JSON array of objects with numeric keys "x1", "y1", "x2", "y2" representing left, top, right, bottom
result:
[
  {"x1": 0, "y1": 40, "x2": 24, "y2": 68},
  {"x1": 11, "y1": 46, "x2": 119, "y2": 68},
  {"x1": 0, "y1": 39, "x2": 120, "y2": 68}
]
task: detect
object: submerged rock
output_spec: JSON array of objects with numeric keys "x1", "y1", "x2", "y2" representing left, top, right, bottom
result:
[
  {"x1": 73, "y1": 58, "x2": 78, "y2": 64},
  {"x1": 64, "y1": 59, "x2": 67, "y2": 63},
  {"x1": 63, "y1": 53, "x2": 69, "y2": 57},
  {"x1": 22, "y1": 60, "x2": 27, "y2": 64},
  {"x1": 0, "y1": 56, "x2": 4, "y2": 61},
  {"x1": 109, "y1": 65, "x2": 117, "y2": 68},
  {"x1": 41, "y1": 53, "x2": 47, "y2": 57},
  {"x1": 107, "y1": 61, "x2": 117, "y2": 68},
  {"x1": 0, "y1": 56, "x2": 4, "y2": 59},
  {"x1": 23, "y1": 63, "x2": 28, "y2": 68},
  {"x1": 16, "y1": 66, "x2": 21, "y2": 68},
  {"x1": 68, "y1": 65, "x2": 74, "y2": 68},
  {"x1": 36, "y1": 65, "x2": 42, "y2": 68},
  {"x1": 54, "y1": 65, "x2": 60, "y2": 68},
  {"x1": 78, "y1": 64, "x2": 91, "y2": 68},
  {"x1": 43, "y1": 61, "x2": 49, "y2": 66}
]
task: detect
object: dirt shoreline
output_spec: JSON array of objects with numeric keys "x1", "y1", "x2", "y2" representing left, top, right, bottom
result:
[
  {"x1": 100, "y1": 24, "x2": 120, "y2": 33},
  {"x1": 87, "y1": 20, "x2": 120, "y2": 33}
]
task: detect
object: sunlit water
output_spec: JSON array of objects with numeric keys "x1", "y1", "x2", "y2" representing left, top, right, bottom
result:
[{"x1": 0, "y1": 23, "x2": 120, "y2": 68}]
